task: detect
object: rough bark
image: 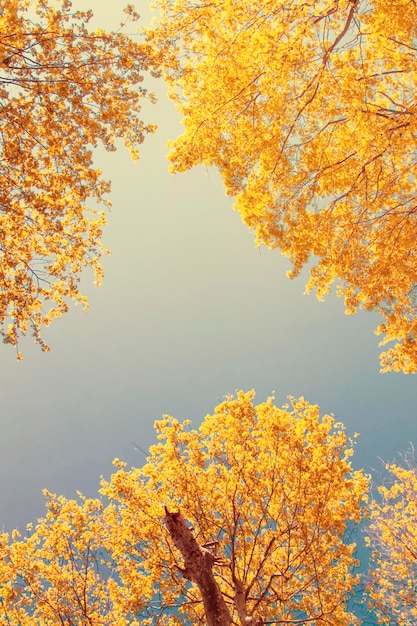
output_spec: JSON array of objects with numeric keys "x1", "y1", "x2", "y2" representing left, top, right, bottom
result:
[{"x1": 164, "y1": 507, "x2": 232, "y2": 626}]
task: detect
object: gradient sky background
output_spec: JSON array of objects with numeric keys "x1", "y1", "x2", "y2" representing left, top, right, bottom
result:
[{"x1": 1, "y1": 1, "x2": 416, "y2": 544}]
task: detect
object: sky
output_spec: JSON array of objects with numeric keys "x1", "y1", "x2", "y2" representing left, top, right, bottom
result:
[{"x1": 1, "y1": 0, "x2": 416, "y2": 554}]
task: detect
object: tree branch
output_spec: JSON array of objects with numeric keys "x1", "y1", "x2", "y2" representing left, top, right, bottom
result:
[{"x1": 234, "y1": 578, "x2": 263, "y2": 626}]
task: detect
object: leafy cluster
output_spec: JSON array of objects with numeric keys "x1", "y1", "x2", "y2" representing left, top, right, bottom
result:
[
  {"x1": 149, "y1": 0, "x2": 417, "y2": 373},
  {"x1": 0, "y1": 0, "x2": 155, "y2": 355},
  {"x1": 0, "y1": 392, "x2": 369, "y2": 625},
  {"x1": 366, "y1": 447, "x2": 417, "y2": 624}
]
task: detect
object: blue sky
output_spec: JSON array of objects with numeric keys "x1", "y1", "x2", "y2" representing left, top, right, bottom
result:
[{"x1": 0, "y1": 1, "x2": 416, "y2": 544}]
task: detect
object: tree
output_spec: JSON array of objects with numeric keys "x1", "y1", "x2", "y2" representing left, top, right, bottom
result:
[
  {"x1": 149, "y1": 0, "x2": 417, "y2": 373},
  {"x1": 0, "y1": 0, "x2": 155, "y2": 357},
  {"x1": 365, "y1": 446, "x2": 417, "y2": 624},
  {"x1": 0, "y1": 391, "x2": 369, "y2": 624}
]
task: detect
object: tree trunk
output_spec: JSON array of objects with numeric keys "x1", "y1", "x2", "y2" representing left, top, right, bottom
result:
[{"x1": 164, "y1": 507, "x2": 232, "y2": 626}]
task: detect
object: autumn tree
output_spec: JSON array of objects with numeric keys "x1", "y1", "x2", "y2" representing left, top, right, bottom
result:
[
  {"x1": 365, "y1": 446, "x2": 417, "y2": 624},
  {"x1": 149, "y1": 0, "x2": 417, "y2": 373},
  {"x1": 0, "y1": 391, "x2": 369, "y2": 625},
  {"x1": 0, "y1": 0, "x2": 155, "y2": 356}
]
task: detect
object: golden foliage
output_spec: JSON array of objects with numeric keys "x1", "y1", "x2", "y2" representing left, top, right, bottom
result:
[
  {"x1": 0, "y1": 0, "x2": 155, "y2": 356},
  {"x1": 366, "y1": 447, "x2": 417, "y2": 624},
  {"x1": 149, "y1": 0, "x2": 417, "y2": 373},
  {"x1": 0, "y1": 392, "x2": 369, "y2": 624}
]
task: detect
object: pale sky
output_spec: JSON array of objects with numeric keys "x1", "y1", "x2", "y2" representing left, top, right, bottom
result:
[{"x1": 0, "y1": 0, "x2": 416, "y2": 540}]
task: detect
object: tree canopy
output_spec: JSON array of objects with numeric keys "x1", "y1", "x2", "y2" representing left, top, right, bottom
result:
[
  {"x1": 149, "y1": 0, "x2": 417, "y2": 373},
  {"x1": 0, "y1": 0, "x2": 155, "y2": 356},
  {"x1": 0, "y1": 391, "x2": 369, "y2": 625},
  {"x1": 365, "y1": 446, "x2": 417, "y2": 624}
]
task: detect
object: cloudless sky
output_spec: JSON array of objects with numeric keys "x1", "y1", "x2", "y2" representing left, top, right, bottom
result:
[{"x1": 1, "y1": 1, "x2": 416, "y2": 546}]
